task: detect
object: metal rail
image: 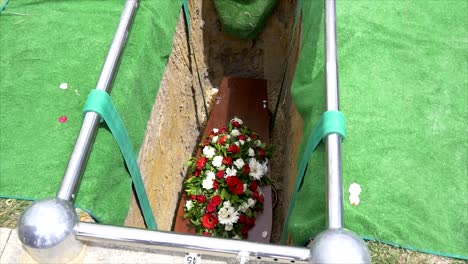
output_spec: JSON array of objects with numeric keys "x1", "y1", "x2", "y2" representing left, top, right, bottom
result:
[
  {"x1": 307, "y1": 1, "x2": 371, "y2": 262},
  {"x1": 76, "y1": 222, "x2": 310, "y2": 263},
  {"x1": 56, "y1": 0, "x2": 139, "y2": 201},
  {"x1": 324, "y1": 0, "x2": 343, "y2": 230}
]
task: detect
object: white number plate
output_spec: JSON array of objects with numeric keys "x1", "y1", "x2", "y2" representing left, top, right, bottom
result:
[{"x1": 184, "y1": 253, "x2": 202, "y2": 264}]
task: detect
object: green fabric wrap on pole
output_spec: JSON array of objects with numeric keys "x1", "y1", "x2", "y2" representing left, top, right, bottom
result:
[
  {"x1": 83, "y1": 89, "x2": 157, "y2": 230},
  {"x1": 0, "y1": 0, "x2": 10, "y2": 14},
  {"x1": 281, "y1": 110, "x2": 346, "y2": 243}
]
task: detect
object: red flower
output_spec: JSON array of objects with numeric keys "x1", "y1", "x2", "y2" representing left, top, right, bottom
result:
[
  {"x1": 219, "y1": 135, "x2": 228, "y2": 145},
  {"x1": 243, "y1": 165, "x2": 250, "y2": 174},
  {"x1": 189, "y1": 194, "x2": 196, "y2": 200},
  {"x1": 202, "y1": 232, "x2": 211, "y2": 236},
  {"x1": 238, "y1": 134, "x2": 246, "y2": 141},
  {"x1": 202, "y1": 140, "x2": 210, "y2": 146},
  {"x1": 194, "y1": 169, "x2": 201, "y2": 177},
  {"x1": 216, "y1": 170, "x2": 225, "y2": 178},
  {"x1": 253, "y1": 191, "x2": 264, "y2": 204},
  {"x1": 250, "y1": 181, "x2": 258, "y2": 191},
  {"x1": 212, "y1": 180, "x2": 219, "y2": 190},
  {"x1": 202, "y1": 214, "x2": 218, "y2": 229},
  {"x1": 241, "y1": 226, "x2": 250, "y2": 237},
  {"x1": 211, "y1": 195, "x2": 222, "y2": 206},
  {"x1": 222, "y1": 157, "x2": 232, "y2": 166},
  {"x1": 238, "y1": 214, "x2": 247, "y2": 224},
  {"x1": 257, "y1": 148, "x2": 265, "y2": 160},
  {"x1": 218, "y1": 126, "x2": 227, "y2": 134},
  {"x1": 227, "y1": 144, "x2": 240, "y2": 154},
  {"x1": 196, "y1": 157, "x2": 207, "y2": 170},
  {"x1": 206, "y1": 202, "x2": 216, "y2": 213},
  {"x1": 196, "y1": 195, "x2": 206, "y2": 203},
  {"x1": 249, "y1": 134, "x2": 256, "y2": 140},
  {"x1": 232, "y1": 121, "x2": 241, "y2": 128},
  {"x1": 245, "y1": 217, "x2": 255, "y2": 227},
  {"x1": 226, "y1": 176, "x2": 244, "y2": 195}
]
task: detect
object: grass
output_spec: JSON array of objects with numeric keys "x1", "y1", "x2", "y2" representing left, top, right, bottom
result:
[{"x1": 0, "y1": 198, "x2": 466, "y2": 263}]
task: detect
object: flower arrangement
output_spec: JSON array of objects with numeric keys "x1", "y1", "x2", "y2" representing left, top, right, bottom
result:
[{"x1": 183, "y1": 117, "x2": 272, "y2": 239}]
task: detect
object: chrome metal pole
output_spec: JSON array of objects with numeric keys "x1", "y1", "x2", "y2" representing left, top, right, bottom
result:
[
  {"x1": 75, "y1": 222, "x2": 311, "y2": 263},
  {"x1": 57, "y1": 0, "x2": 139, "y2": 201},
  {"x1": 307, "y1": 2, "x2": 371, "y2": 262},
  {"x1": 324, "y1": 0, "x2": 343, "y2": 229}
]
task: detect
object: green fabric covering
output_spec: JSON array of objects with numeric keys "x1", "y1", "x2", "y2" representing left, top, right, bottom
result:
[
  {"x1": 0, "y1": 0, "x2": 182, "y2": 225},
  {"x1": 289, "y1": 0, "x2": 468, "y2": 259},
  {"x1": 213, "y1": 0, "x2": 277, "y2": 39}
]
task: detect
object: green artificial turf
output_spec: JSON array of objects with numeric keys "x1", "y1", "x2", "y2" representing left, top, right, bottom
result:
[
  {"x1": 289, "y1": 0, "x2": 468, "y2": 259},
  {"x1": 0, "y1": 0, "x2": 181, "y2": 225}
]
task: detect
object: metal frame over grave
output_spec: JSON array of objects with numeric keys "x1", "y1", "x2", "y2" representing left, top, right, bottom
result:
[{"x1": 16, "y1": 0, "x2": 370, "y2": 263}]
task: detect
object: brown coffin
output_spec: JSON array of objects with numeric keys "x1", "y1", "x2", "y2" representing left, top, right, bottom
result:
[{"x1": 173, "y1": 77, "x2": 272, "y2": 243}]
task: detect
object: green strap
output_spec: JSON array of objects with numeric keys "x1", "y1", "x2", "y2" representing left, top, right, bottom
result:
[
  {"x1": 83, "y1": 89, "x2": 157, "y2": 230},
  {"x1": 182, "y1": 0, "x2": 209, "y2": 118},
  {"x1": 270, "y1": 0, "x2": 303, "y2": 132},
  {"x1": 280, "y1": 110, "x2": 346, "y2": 243}
]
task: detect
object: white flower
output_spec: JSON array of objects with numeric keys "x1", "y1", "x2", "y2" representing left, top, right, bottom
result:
[
  {"x1": 212, "y1": 135, "x2": 218, "y2": 143},
  {"x1": 261, "y1": 160, "x2": 269, "y2": 175},
  {"x1": 255, "y1": 140, "x2": 261, "y2": 147},
  {"x1": 231, "y1": 117, "x2": 243, "y2": 125},
  {"x1": 227, "y1": 135, "x2": 231, "y2": 139},
  {"x1": 231, "y1": 129, "x2": 240, "y2": 137},
  {"x1": 223, "y1": 201, "x2": 231, "y2": 208},
  {"x1": 225, "y1": 224, "x2": 233, "y2": 231},
  {"x1": 218, "y1": 206, "x2": 239, "y2": 225},
  {"x1": 235, "y1": 141, "x2": 240, "y2": 146},
  {"x1": 349, "y1": 183, "x2": 362, "y2": 195},
  {"x1": 185, "y1": 200, "x2": 193, "y2": 210},
  {"x1": 248, "y1": 148, "x2": 255, "y2": 157},
  {"x1": 226, "y1": 167, "x2": 237, "y2": 177},
  {"x1": 234, "y1": 158, "x2": 245, "y2": 169},
  {"x1": 243, "y1": 183, "x2": 247, "y2": 192},
  {"x1": 213, "y1": 128, "x2": 219, "y2": 134},
  {"x1": 349, "y1": 194, "x2": 360, "y2": 206},
  {"x1": 203, "y1": 146, "x2": 216, "y2": 159},
  {"x1": 247, "y1": 137, "x2": 251, "y2": 142},
  {"x1": 233, "y1": 235, "x2": 241, "y2": 240},
  {"x1": 202, "y1": 171, "x2": 216, "y2": 190},
  {"x1": 249, "y1": 159, "x2": 264, "y2": 180},
  {"x1": 218, "y1": 207, "x2": 230, "y2": 219},
  {"x1": 238, "y1": 202, "x2": 249, "y2": 213},
  {"x1": 247, "y1": 198, "x2": 256, "y2": 208},
  {"x1": 212, "y1": 155, "x2": 223, "y2": 168},
  {"x1": 239, "y1": 140, "x2": 245, "y2": 145},
  {"x1": 206, "y1": 171, "x2": 215, "y2": 179}
]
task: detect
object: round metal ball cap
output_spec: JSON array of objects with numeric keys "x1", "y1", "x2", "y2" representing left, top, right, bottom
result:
[
  {"x1": 17, "y1": 198, "x2": 83, "y2": 263},
  {"x1": 308, "y1": 228, "x2": 371, "y2": 264}
]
